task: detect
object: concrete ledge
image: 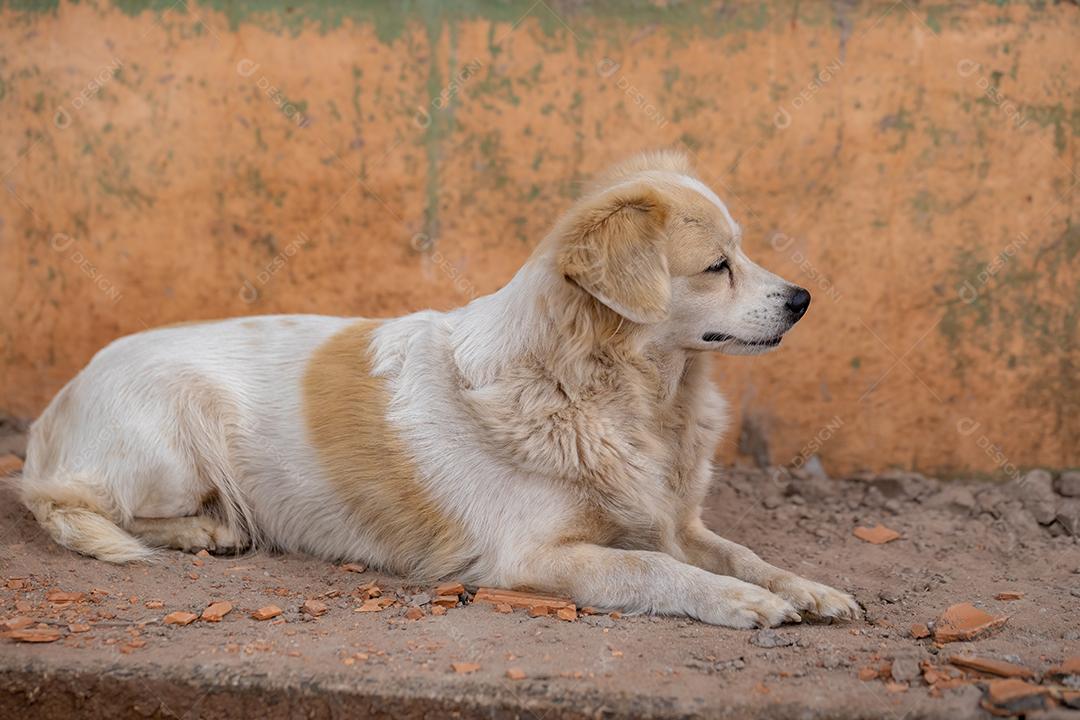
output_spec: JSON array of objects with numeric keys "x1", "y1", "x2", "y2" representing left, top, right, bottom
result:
[{"x1": 0, "y1": 657, "x2": 977, "y2": 720}]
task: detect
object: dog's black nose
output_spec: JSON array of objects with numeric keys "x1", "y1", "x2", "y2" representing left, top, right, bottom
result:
[{"x1": 786, "y1": 288, "x2": 811, "y2": 320}]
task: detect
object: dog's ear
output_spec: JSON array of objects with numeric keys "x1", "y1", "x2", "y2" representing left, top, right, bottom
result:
[{"x1": 557, "y1": 184, "x2": 671, "y2": 324}]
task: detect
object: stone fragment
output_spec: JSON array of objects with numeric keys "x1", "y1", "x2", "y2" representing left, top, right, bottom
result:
[
  {"x1": 1018, "y1": 469, "x2": 1057, "y2": 524},
  {"x1": 1055, "y1": 470, "x2": 1080, "y2": 497},
  {"x1": 1056, "y1": 499, "x2": 1080, "y2": 536},
  {"x1": 926, "y1": 486, "x2": 977, "y2": 514},
  {"x1": 890, "y1": 656, "x2": 920, "y2": 683},
  {"x1": 975, "y1": 489, "x2": 1006, "y2": 516},
  {"x1": 749, "y1": 629, "x2": 798, "y2": 648},
  {"x1": 800, "y1": 455, "x2": 829, "y2": 482}
]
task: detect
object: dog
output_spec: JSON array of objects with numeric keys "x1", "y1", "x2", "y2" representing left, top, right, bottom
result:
[{"x1": 20, "y1": 151, "x2": 858, "y2": 628}]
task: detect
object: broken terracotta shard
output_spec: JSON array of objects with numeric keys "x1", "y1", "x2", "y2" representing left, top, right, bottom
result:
[
  {"x1": 933, "y1": 603, "x2": 1007, "y2": 643},
  {"x1": 472, "y1": 588, "x2": 575, "y2": 613},
  {"x1": 251, "y1": 605, "x2": 283, "y2": 621},
  {"x1": 201, "y1": 601, "x2": 233, "y2": 622},
  {"x1": 994, "y1": 591, "x2": 1023, "y2": 601},
  {"x1": 909, "y1": 623, "x2": 930, "y2": 639},
  {"x1": 948, "y1": 655, "x2": 1034, "y2": 679},
  {"x1": 45, "y1": 590, "x2": 85, "y2": 604},
  {"x1": 434, "y1": 582, "x2": 465, "y2": 597},
  {"x1": 0, "y1": 616, "x2": 34, "y2": 632},
  {"x1": 852, "y1": 524, "x2": 901, "y2": 544},
  {"x1": 301, "y1": 599, "x2": 329, "y2": 617},
  {"x1": 980, "y1": 678, "x2": 1048, "y2": 716},
  {"x1": 2, "y1": 627, "x2": 62, "y2": 643},
  {"x1": 163, "y1": 611, "x2": 199, "y2": 626},
  {"x1": 451, "y1": 662, "x2": 480, "y2": 674}
]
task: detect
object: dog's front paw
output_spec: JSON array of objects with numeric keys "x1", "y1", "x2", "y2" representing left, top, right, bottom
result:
[
  {"x1": 700, "y1": 579, "x2": 802, "y2": 629},
  {"x1": 768, "y1": 573, "x2": 860, "y2": 621}
]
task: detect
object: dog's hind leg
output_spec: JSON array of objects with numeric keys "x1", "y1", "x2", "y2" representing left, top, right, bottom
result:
[
  {"x1": 517, "y1": 543, "x2": 800, "y2": 628},
  {"x1": 679, "y1": 518, "x2": 860, "y2": 621},
  {"x1": 128, "y1": 516, "x2": 245, "y2": 554}
]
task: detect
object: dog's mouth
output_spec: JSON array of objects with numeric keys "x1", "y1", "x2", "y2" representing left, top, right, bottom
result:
[{"x1": 701, "y1": 332, "x2": 783, "y2": 348}]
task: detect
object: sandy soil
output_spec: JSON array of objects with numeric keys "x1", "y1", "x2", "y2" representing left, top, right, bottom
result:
[{"x1": 1, "y1": 462, "x2": 1078, "y2": 719}]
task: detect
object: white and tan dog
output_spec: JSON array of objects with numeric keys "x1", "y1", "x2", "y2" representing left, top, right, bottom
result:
[{"x1": 21, "y1": 151, "x2": 858, "y2": 628}]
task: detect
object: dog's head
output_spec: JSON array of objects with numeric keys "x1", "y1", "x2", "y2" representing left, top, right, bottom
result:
[{"x1": 556, "y1": 151, "x2": 809, "y2": 355}]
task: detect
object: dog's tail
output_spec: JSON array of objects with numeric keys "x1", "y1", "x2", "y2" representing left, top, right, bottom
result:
[{"x1": 17, "y1": 470, "x2": 156, "y2": 564}]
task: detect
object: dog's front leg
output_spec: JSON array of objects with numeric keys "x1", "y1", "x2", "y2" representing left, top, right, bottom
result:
[
  {"x1": 679, "y1": 519, "x2": 860, "y2": 620},
  {"x1": 518, "y1": 543, "x2": 801, "y2": 628}
]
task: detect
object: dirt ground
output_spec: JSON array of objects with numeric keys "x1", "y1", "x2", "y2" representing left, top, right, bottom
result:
[{"x1": 1, "y1": 456, "x2": 1078, "y2": 719}]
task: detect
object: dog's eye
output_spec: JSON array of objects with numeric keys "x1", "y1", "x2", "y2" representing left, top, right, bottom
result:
[{"x1": 705, "y1": 258, "x2": 730, "y2": 273}]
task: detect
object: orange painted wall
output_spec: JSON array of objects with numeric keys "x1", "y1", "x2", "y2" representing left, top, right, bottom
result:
[{"x1": 1, "y1": 1, "x2": 1077, "y2": 477}]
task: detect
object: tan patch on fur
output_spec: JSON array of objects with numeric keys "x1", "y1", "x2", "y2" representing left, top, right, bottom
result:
[
  {"x1": 303, "y1": 320, "x2": 473, "y2": 580},
  {"x1": 157, "y1": 319, "x2": 222, "y2": 330},
  {"x1": 554, "y1": 158, "x2": 740, "y2": 327},
  {"x1": 585, "y1": 149, "x2": 740, "y2": 276},
  {"x1": 661, "y1": 184, "x2": 739, "y2": 276},
  {"x1": 557, "y1": 183, "x2": 671, "y2": 324}
]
